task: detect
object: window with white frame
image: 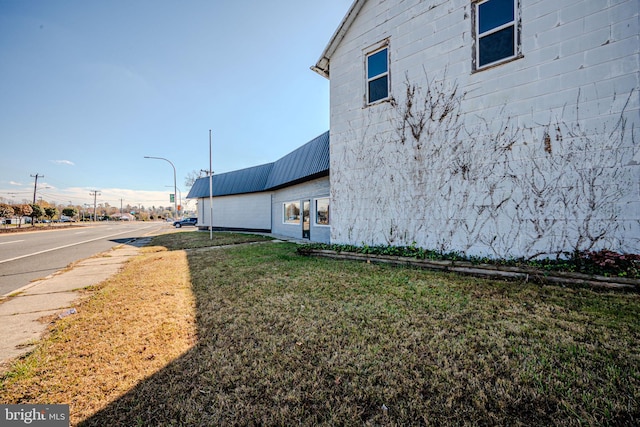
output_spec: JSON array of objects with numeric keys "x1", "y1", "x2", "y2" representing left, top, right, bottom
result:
[
  {"x1": 315, "y1": 198, "x2": 329, "y2": 226},
  {"x1": 473, "y1": 0, "x2": 520, "y2": 70},
  {"x1": 366, "y1": 45, "x2": 389, "y2": 104},
  {"x1": 283, "y1": 201, "x2": 300, "y2": 224}
]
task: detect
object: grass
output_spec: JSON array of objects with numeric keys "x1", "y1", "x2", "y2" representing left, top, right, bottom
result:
[
  {"x1": 151, "y1": 230, "x2": 274, "y2": 250},
  {"x1": 1, "y1": 231, "x2": 638, "y2": 426}
]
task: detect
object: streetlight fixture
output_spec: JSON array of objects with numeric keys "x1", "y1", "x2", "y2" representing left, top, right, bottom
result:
[{"x1": 144, "y1": 156, "x2": 177, "y2": 219}]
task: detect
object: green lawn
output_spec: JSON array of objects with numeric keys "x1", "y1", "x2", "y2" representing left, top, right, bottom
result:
[{"x1": 2, "y1": 232, "x2": 638, "y2": 425}]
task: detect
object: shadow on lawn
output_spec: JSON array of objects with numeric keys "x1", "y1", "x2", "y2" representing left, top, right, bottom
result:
[
  {"x1": 77, "y1": 243, "x2": 397, "y2": 426},
  {"x1": 76, "y1": 252, "x2": 230, "y2": 426},
  {"x1": 77, "y1": 241, "x2": 639, "y2": 426},
  {"x1": 78, "y1": 343, "x2": 233, "y2": 426}
]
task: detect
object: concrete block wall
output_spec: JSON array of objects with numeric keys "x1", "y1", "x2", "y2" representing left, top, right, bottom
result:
[
  {"x1": 328, "y1": 0, "x2": 639, "y2": 257},
  {"x1": 198, "y1": 193, "x2": 272, "y2": 231}
]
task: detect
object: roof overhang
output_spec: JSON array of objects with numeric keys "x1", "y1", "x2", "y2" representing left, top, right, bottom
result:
[{"x1": 311, "y1": 0, "x2": 367, "y2": 79}]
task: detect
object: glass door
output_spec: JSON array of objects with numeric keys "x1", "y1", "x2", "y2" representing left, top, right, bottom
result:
[{"x1": 302, "y1": 200, "x2": 310, "y2": 239}]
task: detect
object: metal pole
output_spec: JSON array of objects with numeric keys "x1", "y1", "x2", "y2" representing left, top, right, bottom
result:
[
  {"x1": 31, "y1": 173, "x2": 43, "y2": 204},
  {"x1": 89, "y1": 190, "x2": 101, "y2": 222},
  {"x1": 165, "y1": 186, "x2": 182, "y2": 216},
  {"x1": 209, "y1": 130, "x2": 213, "y2": 240},
  {"x1": 144, "y1": 156, "x2": 177, "y2": 219}
]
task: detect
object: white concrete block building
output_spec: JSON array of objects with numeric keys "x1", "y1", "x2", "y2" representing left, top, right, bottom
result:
[
  {"x1": 313, "y1": 0, "x2": 639, "y2": 258},
  {"x1": 187, "y1": 132, "x2": 331, "y2": 243}
]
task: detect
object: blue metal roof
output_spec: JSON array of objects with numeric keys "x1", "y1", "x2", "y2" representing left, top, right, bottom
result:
[
  {"x1": 265, "y1": 131, "x2": 329, "y2": 189},
  {"x1": 186, "y1": 131, "x2": 329, "y2": 198}
]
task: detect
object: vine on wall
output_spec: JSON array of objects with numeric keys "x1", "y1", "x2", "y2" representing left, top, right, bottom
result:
[{"x1": 331, "y1": 72, "x2": 638, "y2": 259}]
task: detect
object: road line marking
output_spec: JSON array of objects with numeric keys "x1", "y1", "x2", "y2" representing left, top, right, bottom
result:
[
  {"x1": 0, "y1": 240, "x2": 24, "y2": 245},
  {"x1": 0, "y1": 226, "x2": 156, "y2": 264}
]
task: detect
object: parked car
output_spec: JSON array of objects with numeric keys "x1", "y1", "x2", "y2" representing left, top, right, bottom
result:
[{"x1": 173, "y1": 217, "x2": 197, "y2": 228}]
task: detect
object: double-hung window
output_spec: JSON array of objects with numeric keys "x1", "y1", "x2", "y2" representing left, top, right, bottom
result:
[
  {"x1": 474, "y1": 0, "x2": 520, "y2": 70},
  {"x1": 366, "y1": 45, "x2": 389, "y2": 104}
]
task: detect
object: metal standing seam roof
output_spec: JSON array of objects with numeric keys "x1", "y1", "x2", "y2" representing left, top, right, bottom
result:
[{"x1": 186, "y1": 131, "x2": 329, "y2": 199}]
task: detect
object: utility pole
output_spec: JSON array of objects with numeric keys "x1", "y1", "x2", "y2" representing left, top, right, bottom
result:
[
  {"x1": 31, "y1": 173, "x2": 44, "y2": 204},
  {"x1": 209, "y1": 129, "x2": 214, "y2": 240},
  {"x1": 89, "y1": 190, "x2": 101, "y2": 221}
]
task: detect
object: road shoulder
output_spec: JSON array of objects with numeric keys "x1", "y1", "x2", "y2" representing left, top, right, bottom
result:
[{"x1": 0, "y1": 238, "x2": 151, "y2": 367}]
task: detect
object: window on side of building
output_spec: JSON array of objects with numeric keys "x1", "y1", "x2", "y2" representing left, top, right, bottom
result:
[
  {"x1": 283, "y1": 201, "x2": 300, "y2": 224},
  {"x1": 315, "y1": 198, "x2": 329, "y2": 226},
  {"x1": 366, "y1": 45, "x2": 389, "y2": 104},
  {"x1": 473, "y1": 0, "x2": 520, "y2": 70}
]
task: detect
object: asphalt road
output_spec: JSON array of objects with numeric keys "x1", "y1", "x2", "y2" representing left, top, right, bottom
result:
[{"x1": 0, "y1": 221, "x2": 170, "y2": 296}]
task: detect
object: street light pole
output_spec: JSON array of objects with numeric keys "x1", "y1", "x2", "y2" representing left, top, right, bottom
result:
[
  {"x1": 165, "y1": 186, "x2": 182, "y2": 216},
  {"x1": 209, "y1": 130, "x2": 213, "y2": 240},
  {"x1": 144, "y1": 156, "x2": 177, "y2": 219}
]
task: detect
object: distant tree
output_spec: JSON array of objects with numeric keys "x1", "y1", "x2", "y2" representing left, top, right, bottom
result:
[
  {"x1": 0, "y1": 203, "x2": 14, "y2": 227},
  {"x1": 30, "y1": 204, "x2": 44, "y2": 225},
  {"x1": 13, "y1": 204, "x2": 32, "y2": 228},
  {"x1": 45, "y1": 207, "x2": 59, "y2": 223},
  {"x1": 62, "y1": 207, "x2": 78, "y2": 218},
  {"x1": 185, "y1": 169, "x2": 203, "y2": 188}
]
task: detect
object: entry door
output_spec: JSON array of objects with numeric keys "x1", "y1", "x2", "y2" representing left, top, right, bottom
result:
[{"x1": 302, "y1": 200, "x2": 310, "y2": 239}]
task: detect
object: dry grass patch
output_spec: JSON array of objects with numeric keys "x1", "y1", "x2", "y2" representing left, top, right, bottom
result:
[{"x1": 0, "y1": 247, "x2": 196, "y2": 425}]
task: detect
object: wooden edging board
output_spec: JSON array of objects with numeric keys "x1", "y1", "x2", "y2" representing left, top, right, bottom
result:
[{"x1": 303, "y1": 249, "x2": 639, "y2": 291}]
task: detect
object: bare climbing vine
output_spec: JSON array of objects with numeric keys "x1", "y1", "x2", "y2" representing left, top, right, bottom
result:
[{"x1": 331, "y1": 71, "x2": 637, "y2": 259}]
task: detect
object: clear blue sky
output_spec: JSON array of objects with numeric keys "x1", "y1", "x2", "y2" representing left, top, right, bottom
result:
[{"x1": 0, "y1": 0, "x2": 350, "y2": 209}]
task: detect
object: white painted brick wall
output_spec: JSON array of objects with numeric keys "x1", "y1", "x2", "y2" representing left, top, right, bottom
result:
[{"x1": 327, "y1": 0, "x2": 640, "y2": 257}]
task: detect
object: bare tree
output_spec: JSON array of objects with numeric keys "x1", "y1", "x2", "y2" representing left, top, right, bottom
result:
[{"x1": 184, "y1": 169, "x2": 204, "y2": 188}]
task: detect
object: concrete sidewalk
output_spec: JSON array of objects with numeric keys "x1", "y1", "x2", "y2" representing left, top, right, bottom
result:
[{"x1": 0, "y1": 238, "x2": 152, "y2": 367}]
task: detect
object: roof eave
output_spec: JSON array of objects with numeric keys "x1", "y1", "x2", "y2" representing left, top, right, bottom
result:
[
  {"x1": 311, "y1": 0, "x2": 367, "y2": 79},
  {"x1": 310, "y1": 62, "x2": 329, "y2": 79}
]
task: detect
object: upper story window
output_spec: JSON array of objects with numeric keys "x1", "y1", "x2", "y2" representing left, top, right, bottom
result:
[
  {"x1": 473, "y1": 0, "x2": 521, "y2": 70},
  {"x1": 366, "y1": 45, "x2": 389, "y2": 104}
]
